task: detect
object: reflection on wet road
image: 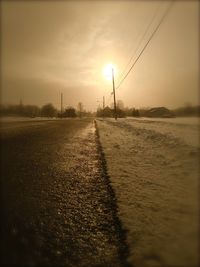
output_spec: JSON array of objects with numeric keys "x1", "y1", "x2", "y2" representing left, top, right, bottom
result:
[{"x1": 1, "y1": 119, "x2": 128, "y2": 267}]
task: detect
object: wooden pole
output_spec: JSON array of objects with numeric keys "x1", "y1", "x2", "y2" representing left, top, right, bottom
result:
[
  {"x1": 112, "y1": 68, "x2": 117, "y2": 120},
  {"x1": 61, "y1": 93, "x2": 63, "y2": 117}
]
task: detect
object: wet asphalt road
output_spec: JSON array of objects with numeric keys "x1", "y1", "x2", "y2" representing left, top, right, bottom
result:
[{"x1": 0, "y1": 118, "x2": 129, "y2": 267}]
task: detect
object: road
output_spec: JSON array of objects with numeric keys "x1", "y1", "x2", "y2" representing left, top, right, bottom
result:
[{"x1": 0, "y1": 118, "x2": 130, "y2": 267}]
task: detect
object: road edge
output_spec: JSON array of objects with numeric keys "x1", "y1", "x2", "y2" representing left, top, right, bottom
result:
[{"x1": 94, "y1": 119, "x2": 133, "y2": 267}]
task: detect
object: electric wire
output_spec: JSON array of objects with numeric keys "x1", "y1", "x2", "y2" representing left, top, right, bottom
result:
[
  {"x1": 117, "y1": 3, "x2": 161, "y2": 84},
  {"x1": 116, "y1": 1, "x2": 173, "y2": 90}
]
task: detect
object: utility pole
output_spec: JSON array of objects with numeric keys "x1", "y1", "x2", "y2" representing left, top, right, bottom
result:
[
  {"x1": 19, "y1": 98, "x2": 23, "y2": 106},
  {"x1": 61, "y1": 93, "x2": 63, "y2": 117},
  {"x1": 112, "y1": 68, "x2": 117, "y2": 120},
  {"x1": 19, "y1": 98, "x2": 23, "y2": 116},
  {"x1": 103, "y1": 96, "x2": 105, "y2": 118}
]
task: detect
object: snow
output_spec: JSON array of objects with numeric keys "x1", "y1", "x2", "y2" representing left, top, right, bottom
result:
[
  {"x1": 97, "y1": 117, "x2": 199, "y2": 267},
  {"x1": 110, "y1": 117, "x2": 199, "y2": 148},
  {"x1": 133, "y1": 116, "x2": 200, "y2": 125}
]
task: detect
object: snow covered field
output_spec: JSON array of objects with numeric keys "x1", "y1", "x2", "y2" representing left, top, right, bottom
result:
[{"x1": 97, "y1": 117, "x2": 199, "y2": 267}]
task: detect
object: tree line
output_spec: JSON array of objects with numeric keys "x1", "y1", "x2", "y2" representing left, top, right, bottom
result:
[
  {"x1": 1, "y1": 101, "x2": 199, "y2": 118},
  {"x1": 96, "y1": 101, "x2": 200, "y2": 118},
  {"x1": 0, "y1": 102, "x2": 94, "y2": 118}
]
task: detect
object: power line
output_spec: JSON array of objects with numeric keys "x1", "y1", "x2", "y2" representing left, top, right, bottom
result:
[
  {"x1": 116, "y1": 1, "x2": 173, "y2": 90},
  {"x1": 103, "y1": 4, "x2": 161, "y2": 109},
  {"x1": 117, "y1": 3, "x2": 161, "y2": 83}
]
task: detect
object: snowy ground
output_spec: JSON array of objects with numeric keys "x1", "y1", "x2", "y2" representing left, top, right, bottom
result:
[{"x1": 97, "y1": 117, "x2": 199, "y2": 267}]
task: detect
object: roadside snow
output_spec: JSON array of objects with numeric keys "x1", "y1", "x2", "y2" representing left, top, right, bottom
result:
[
  {"x1": 132, "y1": 116, "x2": 199, "y2": 125},
  {"x1": 97, "y1": 118, "x2": 199, "y2": 267},
  {"x1": 109, "y1": 117, "x2": 199, "y2": 148}
]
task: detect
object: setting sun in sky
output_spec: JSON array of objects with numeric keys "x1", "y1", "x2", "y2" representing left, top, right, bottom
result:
[
  {"x1": 102, "y1": 63, "x2": 118, "y2": 81},
  {"x1": 1, "y1": 1, "x2": 199, "y2": 111}
]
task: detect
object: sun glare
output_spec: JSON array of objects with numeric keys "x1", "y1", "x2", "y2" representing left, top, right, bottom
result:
[{"x1": 103, "y1": 63, "x2": 117, "y2": 81}]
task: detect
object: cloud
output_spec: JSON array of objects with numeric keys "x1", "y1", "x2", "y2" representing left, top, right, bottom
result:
[{"x1": 1, "y1": 1, "x2": 199, "y2": 109}]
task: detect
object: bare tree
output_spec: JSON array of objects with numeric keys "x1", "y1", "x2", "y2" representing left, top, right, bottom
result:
[{"x1": 41, "y1": 103, "x2": 57, "y2": 117}]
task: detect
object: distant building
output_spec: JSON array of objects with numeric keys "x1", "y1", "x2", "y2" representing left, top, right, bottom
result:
[{"x1": 144, "y1": 107, "x2": 175, "y2": 118}]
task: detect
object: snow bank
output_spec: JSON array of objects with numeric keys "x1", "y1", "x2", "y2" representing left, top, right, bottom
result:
[{"x1": 97, "y1": 118, "x2": 199, "y2": 267}]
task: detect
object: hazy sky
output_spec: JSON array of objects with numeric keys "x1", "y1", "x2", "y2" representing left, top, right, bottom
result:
[{"x1": 1, "y1": 0, "x2": 199, "y2": 111}]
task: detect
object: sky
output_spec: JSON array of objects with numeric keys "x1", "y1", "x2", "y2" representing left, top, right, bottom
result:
[{"x1": 1, "y1": 0, "x2": 199, "y2": 111}]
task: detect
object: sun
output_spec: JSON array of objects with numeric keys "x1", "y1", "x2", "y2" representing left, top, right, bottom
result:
[{"x1": 102, "y1": 63, "x2": 117, "y2": 81}]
